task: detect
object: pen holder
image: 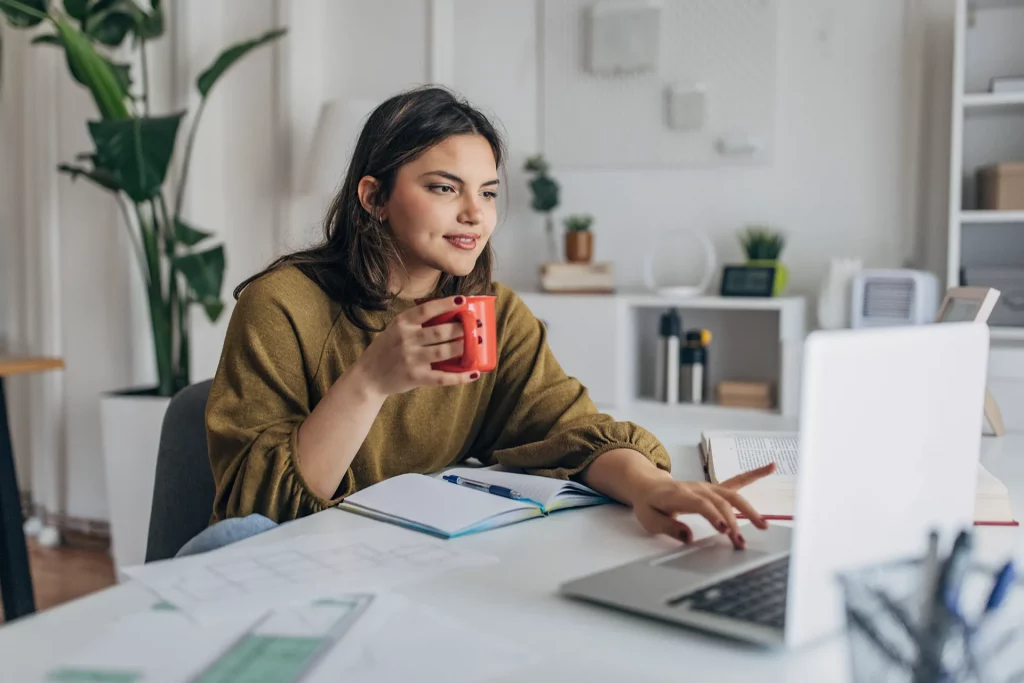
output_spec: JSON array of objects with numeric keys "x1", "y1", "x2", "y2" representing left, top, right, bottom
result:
[{"x1": 838, "y1": 558, "x2": 1024, "y2": 683}]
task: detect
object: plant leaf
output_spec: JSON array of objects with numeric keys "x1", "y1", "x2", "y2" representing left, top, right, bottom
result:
[
  {"x1": 52, "y1": 15, "x2": 129, "y2": 119},
  {"x1": 0, "y1": 0, "x2": 47, "y2": 28},
  {"x1": 31, "y1": 31, "x2": 131, "y2": 96},
  {"x1": 84, "y1": 0, "x2": 139, "y2": 47},
  {"x1": 529, "y1": 175, "x2": 559, "y2": 213},
  {"x1": 88, "y1": 113, "x2": 184, "y2": 201},
  {"x1": 174, "y1": 245, "x2": 225, "y2": 322},
  {"x1": 173, "y1": 218, "x2": 211, "y2": 247},
  {"x1": 135, "y1": 2, "x2": 162, "y2": 39},
  {"x1": 196, "y1": 27, "x2": 286, "y2": 98},
  {"x1": 58, "y1": 162, "x2": 123, "y2": 192},
  {"x1": 64, "y1": 0, "x2": 88, "y2": 21}
]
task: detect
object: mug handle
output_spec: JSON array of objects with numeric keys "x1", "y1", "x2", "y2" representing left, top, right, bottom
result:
[{"x1": 455, "y1": 309, "x2": 480, "y2": 370}]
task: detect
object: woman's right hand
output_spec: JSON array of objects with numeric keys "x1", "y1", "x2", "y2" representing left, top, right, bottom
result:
[{"x1": 355, "y1": 295, "x2": 481, "y2": 397}]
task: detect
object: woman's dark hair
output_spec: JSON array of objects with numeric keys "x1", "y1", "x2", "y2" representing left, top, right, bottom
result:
[{"x1": 235, "y1": 86, "x2": 506, "y2": 330}]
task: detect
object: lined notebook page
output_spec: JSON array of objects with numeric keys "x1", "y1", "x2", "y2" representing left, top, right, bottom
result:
[{"x1": 342, "y1": 474, "x2": 533, "y2": 536}]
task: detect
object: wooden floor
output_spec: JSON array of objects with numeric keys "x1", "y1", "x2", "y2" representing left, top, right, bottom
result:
[{"x1": 0, "y1": 538, "x2": 116, "y2": 625}]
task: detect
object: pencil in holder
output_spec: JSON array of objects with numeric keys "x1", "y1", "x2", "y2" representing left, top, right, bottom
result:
[{"x1": 838, "y1": 557, "x2": 1024, "y2": 683}]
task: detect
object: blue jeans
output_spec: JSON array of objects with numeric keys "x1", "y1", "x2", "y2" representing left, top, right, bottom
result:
[{"x1": 176, "y1": 514, "x2": 279, "y2": 558}]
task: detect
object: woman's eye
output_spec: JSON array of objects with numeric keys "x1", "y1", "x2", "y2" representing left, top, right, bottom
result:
[
  {"x1": 430, "y1": 184, "x2": 456, "y2": 194},
  {"x1": 482, "y1": 191, "x2": 498, "y2": 199}
]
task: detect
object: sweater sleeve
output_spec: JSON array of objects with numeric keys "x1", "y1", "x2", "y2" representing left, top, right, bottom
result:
[
  {"x1": 205, "y1": 279, "x2": 345, "y2": 523},
  {"x1": 473, "y1": 289, "x2": 671, "y2": 479}
]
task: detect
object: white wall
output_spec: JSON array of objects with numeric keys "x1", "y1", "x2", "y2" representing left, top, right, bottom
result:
[{"x1": 276, "y1": 0, "x2": 922, "y2": 294}]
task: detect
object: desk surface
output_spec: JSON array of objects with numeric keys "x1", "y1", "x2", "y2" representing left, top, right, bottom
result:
[{"x1": 3, "y1": 418, "x2": 1023, "y2": 682}]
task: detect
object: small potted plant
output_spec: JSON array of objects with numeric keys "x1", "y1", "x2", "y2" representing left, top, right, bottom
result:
[
  {"x1": 563, "y1": 214, "x2": 594, "y2": 263},
  {"x1": 739, "y1": 225, "x2": 788, "y2": 295},
  {"x1": 524, "y1": 154, "x2": 560, "y2": 262}
]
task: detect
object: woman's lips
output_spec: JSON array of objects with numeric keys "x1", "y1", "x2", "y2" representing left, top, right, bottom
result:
[{"x1": 444, "y1": 235, "x2": 478, "y2": 250}]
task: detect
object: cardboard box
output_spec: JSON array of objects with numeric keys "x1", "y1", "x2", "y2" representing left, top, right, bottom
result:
[
  {"x1": 978, "y1": 163, "x2": 1024, "y2": 210},
  {"x1": 716, "y1": 380, "x2": 774, "y2": 410},
  {"x1": 539, "y1": 262, "x2": 615, "y2": 293}
]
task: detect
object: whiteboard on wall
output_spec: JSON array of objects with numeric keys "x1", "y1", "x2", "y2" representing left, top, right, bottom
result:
[{"x1": 541, "y1": 0, "x2": 778, "y2": 169}]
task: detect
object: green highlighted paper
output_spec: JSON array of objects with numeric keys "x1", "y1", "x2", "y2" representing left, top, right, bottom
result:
[
  {"x1": 46, "y1": 595, "x2": 373, "y2": 683},
  {"x1": 192, "y1": 596, "x2": 371, "y2": 683}
]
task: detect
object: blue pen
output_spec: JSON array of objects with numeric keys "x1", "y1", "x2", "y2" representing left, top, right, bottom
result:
[
  {"x1": 917, "y1": 530, "x2": 973, "y2": 680},
  {"x1": 442, "y1": 474, "x2": 526, "y2": 501},
  {"x1": 984, "y1": 560, "x2": 1016, "y2": 614},
  {"x1": 939, "y1": 530, "x2": 973, "y2": 618}
]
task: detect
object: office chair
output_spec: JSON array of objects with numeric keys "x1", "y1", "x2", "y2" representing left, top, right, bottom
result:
[{"x1": 145, "y1": 380, "x2": 215, "y2": 562}]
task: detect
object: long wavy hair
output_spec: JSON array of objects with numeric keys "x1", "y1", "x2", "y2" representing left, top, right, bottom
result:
[{"x1": 235, "y1": 86, "x2": 506, "y2": 330}]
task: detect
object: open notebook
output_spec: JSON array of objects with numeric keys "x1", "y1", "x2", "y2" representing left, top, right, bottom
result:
[
  {"x1": 699, "y1": 431, "x2": 1017, "y2": 526},
  {"x1": 337, "y1": 466, "x2": 610, "y2": 539}
]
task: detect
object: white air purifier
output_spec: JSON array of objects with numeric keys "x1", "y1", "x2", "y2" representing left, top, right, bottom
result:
[{"x1": 850, "y1": 269, "x2": 941, "y2": 328}]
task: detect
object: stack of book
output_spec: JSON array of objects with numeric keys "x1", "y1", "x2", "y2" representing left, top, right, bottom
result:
[
  {"x1": 716, "y1": 380, "x2": 773, "y2": 410},
  {"x1": 539, "y1": 262, "x2": 614, "y2": 293}
]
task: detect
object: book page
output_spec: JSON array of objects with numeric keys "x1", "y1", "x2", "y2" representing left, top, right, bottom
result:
[
  {"x1": 343, "y1": 474, "x2": 534, "y2": 535},
  {"x1": 975, "y1": 463, "x2": 1010, "y2": 496},
  {"x1": 702, "y1": 431, "x2": 799, "y2": 483},
  {"x1": 440, "y1": 466, "x2": 603, "y2": 507},
  {"x1": 734, "y1": 434, "x2": 800, "y2": 475}
]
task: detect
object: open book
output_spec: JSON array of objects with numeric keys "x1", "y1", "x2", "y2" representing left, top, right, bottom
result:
[
  {"x1": 699, "y1": 431, "x2": 1017, "y2": 526},
  {"x1": 337, "y1": 466, "x2": 609, "y2": 539}
]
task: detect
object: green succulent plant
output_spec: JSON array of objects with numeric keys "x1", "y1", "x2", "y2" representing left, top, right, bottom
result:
[
  {"x1": 739, "y1": 225, "x2": 786, "y2": 261},
  {"x1": 563, "y1": 214, "x2": 593, "y2": 232}
]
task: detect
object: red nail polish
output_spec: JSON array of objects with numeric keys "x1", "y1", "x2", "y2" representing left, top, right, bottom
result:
[
  {"x1": 454, "y1": 296, "x2": 465, "y2": 305},
  {"x1": 476, "y1": 319, "x2": 483, "y2": 328},
  {"x1": 477, "y1": 335, "x2": 483, "y2": 344},
  {"x1": 737, "y1": 534, "x2": 746, "y2": 545},
  {"x1": 469, "y1": 372, "x2": 480, "y2": 380},
  {"x1": 717, "y1": 522, "x2": 728, "y2": 533}
]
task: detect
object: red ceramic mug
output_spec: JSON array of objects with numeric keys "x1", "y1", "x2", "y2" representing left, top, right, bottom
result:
[{"x1": 418, "y1": 295, "x2": 498, "y2": 373}]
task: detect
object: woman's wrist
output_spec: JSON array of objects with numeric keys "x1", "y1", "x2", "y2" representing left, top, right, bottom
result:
[
  {"x1": 347, "y1": 356, "x2": 389, "y2": 403},
  {"x1": 583, "y1": 448, "x2": 673, "y2": 507}
]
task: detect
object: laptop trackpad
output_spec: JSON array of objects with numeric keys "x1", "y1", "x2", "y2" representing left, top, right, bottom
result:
[{"x1": 656, "y1": 544, "x2": 770, "y2": 575}]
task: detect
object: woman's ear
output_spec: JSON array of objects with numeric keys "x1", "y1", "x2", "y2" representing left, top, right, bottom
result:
[{"x1": 357, "y1": 176, "x2": 386, "y2": 221}]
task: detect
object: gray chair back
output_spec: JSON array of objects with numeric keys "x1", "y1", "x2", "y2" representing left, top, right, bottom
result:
[{"x1": 145, "y1": 380, "x2": 215, "y2": 562}]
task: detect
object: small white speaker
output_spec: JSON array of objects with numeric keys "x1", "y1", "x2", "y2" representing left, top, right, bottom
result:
[{"x1": 850, "y1": 269, "x2": 941, "y2": 328}]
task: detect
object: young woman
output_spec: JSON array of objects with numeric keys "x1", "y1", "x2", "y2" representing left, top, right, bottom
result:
[{"x1": 186, "y1": 86, "x2": 774, "y2": 557}]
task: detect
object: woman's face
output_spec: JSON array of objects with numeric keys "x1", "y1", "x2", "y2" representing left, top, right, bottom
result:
[{"x1": 370, "y1": 134, "x2": 499, "y2": 292}]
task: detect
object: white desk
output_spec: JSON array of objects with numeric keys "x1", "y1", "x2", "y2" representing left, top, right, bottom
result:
[{"x1": 3, "y1": 421, "x2": 1023, "y2": 682}]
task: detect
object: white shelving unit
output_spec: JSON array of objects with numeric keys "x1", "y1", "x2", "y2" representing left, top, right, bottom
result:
[
  {"x1": 517, "y1": 292, "x2": 806, "y2": 420},
  {"x1": 949, "y1": 0, "x2": 1024, "y2": 339},
  {"x1": 963, "y1": 91, "x2": 1024, "y2": 113}
]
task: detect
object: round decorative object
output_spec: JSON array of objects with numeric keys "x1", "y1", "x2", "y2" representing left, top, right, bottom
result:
[{"x1": 643, "y1": 227, "x2": 717, "y2": 297}]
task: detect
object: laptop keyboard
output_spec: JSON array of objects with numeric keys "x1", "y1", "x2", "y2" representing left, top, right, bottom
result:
[{"x1": 668, "y1": 557, "x2": 789, "y2": 630}]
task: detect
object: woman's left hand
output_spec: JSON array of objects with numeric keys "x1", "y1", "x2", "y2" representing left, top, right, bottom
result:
[{"x1": 630, "y1": 463, "x2": 777, "y2": 549}]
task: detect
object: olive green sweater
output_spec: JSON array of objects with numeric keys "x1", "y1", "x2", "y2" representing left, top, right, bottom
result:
[{"x1": 205, "y1": 266, "x2": 670, "y2": 523}]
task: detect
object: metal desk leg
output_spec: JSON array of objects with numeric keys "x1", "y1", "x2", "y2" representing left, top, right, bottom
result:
[{"x1": 0, "y1": 377, "x2": 36, "y2": 620}]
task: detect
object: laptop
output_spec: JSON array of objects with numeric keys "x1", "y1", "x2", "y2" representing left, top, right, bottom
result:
[{"x1": 561, "y1": 323, "x2": 991, "y2": 647}]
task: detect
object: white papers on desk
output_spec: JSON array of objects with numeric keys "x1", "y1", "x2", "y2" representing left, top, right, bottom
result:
[
  {"x1": 122, "y1": 526, "x2": 496, "y2": 624},
  {"x1": 42, "y1": 592, "x2": 533, "y2": 683}
]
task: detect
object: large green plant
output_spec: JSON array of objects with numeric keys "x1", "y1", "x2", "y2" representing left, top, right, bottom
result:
[{"x1": 0, "y1": 0, "x2": 285, "y2": 396}]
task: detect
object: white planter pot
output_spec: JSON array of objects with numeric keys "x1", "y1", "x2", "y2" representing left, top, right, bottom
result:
[{"x1": 100, "y1": 391, "x2": 172, "y2": 573}]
